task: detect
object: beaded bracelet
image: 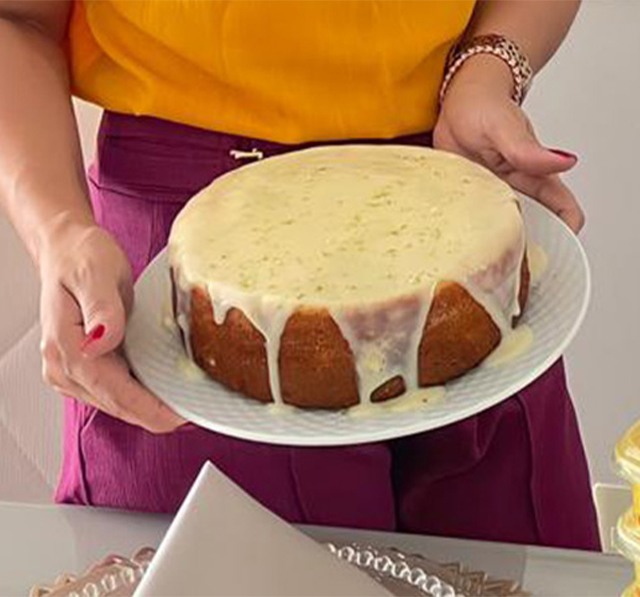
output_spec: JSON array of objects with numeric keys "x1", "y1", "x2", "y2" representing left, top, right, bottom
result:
[{"x1": 439, "y1": 33, "x2": 533, "y2": 106}]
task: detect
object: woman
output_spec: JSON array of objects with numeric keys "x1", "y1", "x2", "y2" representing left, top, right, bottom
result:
[{"x1": 0, "y1": 0, "x2": 599, "y2": 549}]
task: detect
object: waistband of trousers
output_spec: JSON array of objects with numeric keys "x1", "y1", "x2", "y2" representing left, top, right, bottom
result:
[{"x1": 92, "y1": 111, "x2": 434, "y2": 204}]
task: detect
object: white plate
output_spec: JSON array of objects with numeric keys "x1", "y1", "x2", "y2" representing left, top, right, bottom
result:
[{"x1": 124, "y1": 197, "x2": 590, "y2": 446}]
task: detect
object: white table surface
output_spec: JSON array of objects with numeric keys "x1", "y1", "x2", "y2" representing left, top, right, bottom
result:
[{"x1": 0, "y1": 501, "x2": 631, "y2": 597}]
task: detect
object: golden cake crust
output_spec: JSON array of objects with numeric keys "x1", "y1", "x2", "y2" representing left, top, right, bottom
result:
[{"x1": 178, "y1": 256, "x2": 529, "y2": 409}]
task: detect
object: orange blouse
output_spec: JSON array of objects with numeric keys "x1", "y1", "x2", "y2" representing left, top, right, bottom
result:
[{"x1": 67, "y1": 0, "x2": 475, "y2": 143}]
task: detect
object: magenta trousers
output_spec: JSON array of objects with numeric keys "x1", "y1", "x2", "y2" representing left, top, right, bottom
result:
[{"x1": 55, "y1": 112, "x2": 600, "y2": 550}]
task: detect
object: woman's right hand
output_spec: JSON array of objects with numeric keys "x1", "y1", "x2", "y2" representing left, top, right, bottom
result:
[{"x1": 38, "y1": 219, "x2": 184, "y2": 433}]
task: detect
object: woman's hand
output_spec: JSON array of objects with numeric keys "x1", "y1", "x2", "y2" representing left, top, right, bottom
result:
[
  {"x1": 434, "y1": 55, "x2": 584, "y2": 233},
  {"x1": 38, "y1": 218, "x2": 184, "y2": 433}
]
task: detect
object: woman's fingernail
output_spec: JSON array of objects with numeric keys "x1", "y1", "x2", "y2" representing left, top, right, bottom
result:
[
  {"x1": 88, "y1": 324, "x2": 106, "y2": 341},
  {"x1": 549, "y1": 148, "x2": 578, "y2": 161},
  {"x1": 81, "y1": 324, "x2": 106, "y2": 350}
]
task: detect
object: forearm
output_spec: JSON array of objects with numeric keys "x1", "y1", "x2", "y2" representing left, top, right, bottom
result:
[
  {"x1": 0, "y1": 13, "x2": 93, "y2": 269},
  {"x1": 465, "y1": 0, "x2": 581, "y2": 73},
  {"x1": 445, "y1": 0, "x2": 581, "y2": 103}
]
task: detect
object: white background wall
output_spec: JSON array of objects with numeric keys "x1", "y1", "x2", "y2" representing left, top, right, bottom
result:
[
  {"x1": 0, "y1": 0, "x2": 638, "y2": 491},
  {"x1": 524, "y1": 0, "x2": 640, "y2": 484}
]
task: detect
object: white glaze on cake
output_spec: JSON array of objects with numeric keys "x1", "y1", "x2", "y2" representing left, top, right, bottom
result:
[
  {"x1": 483, "y1": 324, "x2": 534, "y2": 368},
  {"x1": 527, "y1": 244, "x2": 548, "y2": 284},
  {"x1": 177, "y1": 354, "x2": 208, "y2": 381},
  {"x1": 348, "y1": 385, "x2": 446, "y2": 418},
  {"x1": 168, "y1": 145, "x2": 526, "y2": 406}
]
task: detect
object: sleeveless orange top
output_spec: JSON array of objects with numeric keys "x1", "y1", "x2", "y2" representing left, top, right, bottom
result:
[{"x1": 66, "y1": 0, "x2": 475, "y2": 143}]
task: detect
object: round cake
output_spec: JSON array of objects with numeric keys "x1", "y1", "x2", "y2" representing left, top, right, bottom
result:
[{"x1": 168, "y1": 145, "x2": 529, "y2": 409}]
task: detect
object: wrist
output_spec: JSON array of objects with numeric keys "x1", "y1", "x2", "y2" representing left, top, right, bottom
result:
[
  {"x1": 440, "y1": 34, "x2": 533, "y2": 106},
  {"x1": 444, "y1": 53, "x2": 514, "y2": 103},
  {"x1": 37, "y1": 210, "x2": 97, "y2": 272},
  {"x1": 450, "y1": 53, "x2": 514, "y2": 98}
]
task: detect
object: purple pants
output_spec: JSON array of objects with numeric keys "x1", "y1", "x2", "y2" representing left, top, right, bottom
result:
[{"x1": 55, "y1": 112, "x2": 600, "y2": 550}]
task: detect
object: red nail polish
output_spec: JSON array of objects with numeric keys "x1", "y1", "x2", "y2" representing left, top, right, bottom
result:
[
  {"x1": 549, "y1": 148, "x2": 578, "y2": 161},
  {"x1": 81, "y1": 324, "x2": 105, "y2": 351},
  {"x1": 89, "y1": 324, "x2": 105, "y2": 341}
]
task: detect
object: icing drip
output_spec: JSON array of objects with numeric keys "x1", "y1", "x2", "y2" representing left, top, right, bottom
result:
[
  {"x1": 177, "y1": 354, "x2": 208, "y2": 381},
  {"x1": 258, "y1": 303, "x2": 292, "y2": 405},
  {"x1": 210, "y1": 295, "x2": 233, "y2": 326},
  {"x1": 161, "y1": 299, "x2": 179, "y2": 333},
  {"x1": 462, "y1": 280, "x2": 511, "y2": 337},
  {"x1": 168, "y1": 145, "x2": 527, "y2": 406},
  {"x1": 464, "y1": 233, "x2": 527, "y2": 336},
  {"x1": 346, "y1": 401, "x2": 382, "y2": 418},
  {"x1": 206, "y1": 279, "x2": 294, "y2": 404},
  {"x1": 330, "y1": 289, "x2": 433, "y2": 403},
  {"x1": 348, "y1": 386, "x2": 445, "y2": 417},
  {"x1": 266, "y1": 402, "x2": 298, "y2": 416},
  {"x1": 403, "y1": 289, "x2": 434, "y2": 392},
  {"x1": 174, "y1": 270, "x2": 194, "y2": 361},
  {"x1": 484, "y1": 324, "x2": 534, "y2": 367},
  {"x1": 385, "y1": 385, "x2": 446, "y2": 413},
  {"x1": 527, "y1": 244, "x2": 548, "y2": 284}
]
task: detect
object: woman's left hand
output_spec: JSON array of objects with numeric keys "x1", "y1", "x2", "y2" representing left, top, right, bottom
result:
[{"x1": 433, "y1": 55, "x2": 585, "y2": 233}]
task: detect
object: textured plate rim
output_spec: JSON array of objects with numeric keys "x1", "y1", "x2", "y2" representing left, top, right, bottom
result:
[{"x1": 124, "y1": 196, "x2": 591, "y2": 446}]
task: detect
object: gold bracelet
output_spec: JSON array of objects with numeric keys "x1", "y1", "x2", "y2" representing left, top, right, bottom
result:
[{"x1": 439, "y1": 33, "x2": 533, "y2": 106}]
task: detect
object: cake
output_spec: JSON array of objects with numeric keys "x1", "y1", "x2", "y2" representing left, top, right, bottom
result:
[{"x1": 168, "y1": 145, "x2": 529, "y2": 409}]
